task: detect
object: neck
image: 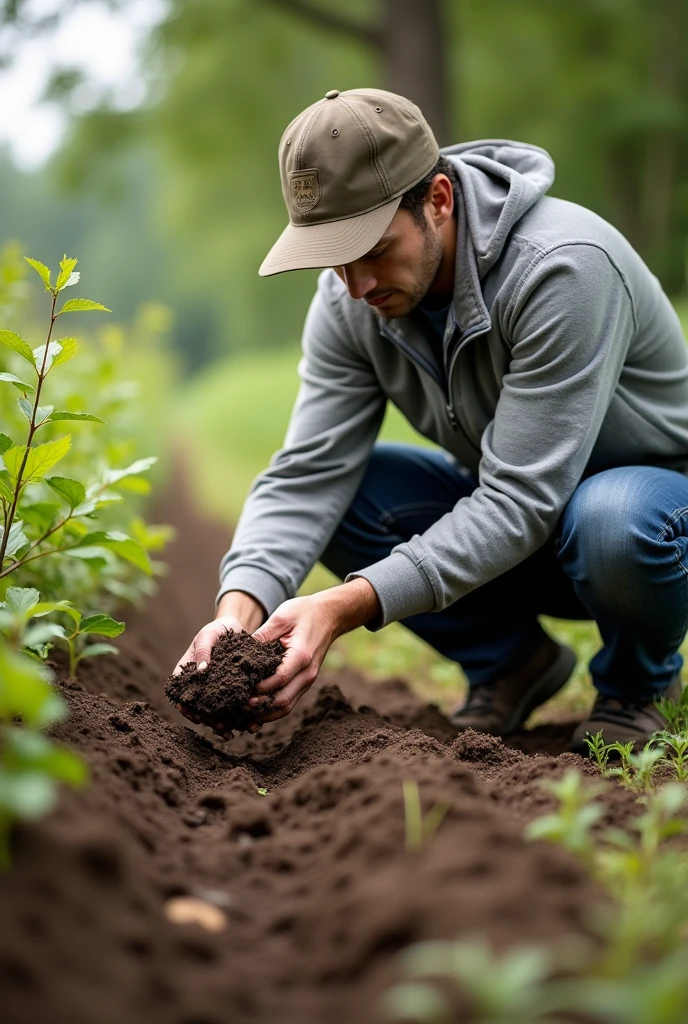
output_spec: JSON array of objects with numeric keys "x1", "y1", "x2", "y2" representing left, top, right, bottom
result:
[{"x1": 427, "y1": 214, "x2": 457, "y2": 300}]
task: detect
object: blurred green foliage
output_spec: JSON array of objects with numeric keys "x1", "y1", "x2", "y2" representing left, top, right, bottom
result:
[{"x1": 2, "y1": 0, "x2": 687, "y2": 369}]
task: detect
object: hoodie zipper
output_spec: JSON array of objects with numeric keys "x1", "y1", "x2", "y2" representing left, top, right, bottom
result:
[{"x1": 380, "y1": 318, "x2": 489, "y2": 433}]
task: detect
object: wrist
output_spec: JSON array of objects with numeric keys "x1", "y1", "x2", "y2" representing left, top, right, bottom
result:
[
  {"x1": 321, "y1": 578, "x2": 380, "y2": 638},
  {"x1": 215, "y1": 591, "x2": 265, "y2": 632}
]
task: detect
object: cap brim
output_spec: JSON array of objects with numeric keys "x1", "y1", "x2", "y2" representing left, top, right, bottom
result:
[{"x1": 258, "y1": 196, "x2": 402, "y2": 277}]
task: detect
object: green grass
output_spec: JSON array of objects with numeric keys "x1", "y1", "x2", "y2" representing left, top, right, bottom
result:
[{"x1": 178, "y1": 307, "x2": 688, "y2": 720}]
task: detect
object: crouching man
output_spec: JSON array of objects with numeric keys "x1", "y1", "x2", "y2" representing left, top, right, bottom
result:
[{"x1": 174, "y1": 88, "x2": 688, "y2": 750}]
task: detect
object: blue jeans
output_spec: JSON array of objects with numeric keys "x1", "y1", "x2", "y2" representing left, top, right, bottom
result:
[{"x1": 321, "y1": 443, "x2": 688, "y2": 702}]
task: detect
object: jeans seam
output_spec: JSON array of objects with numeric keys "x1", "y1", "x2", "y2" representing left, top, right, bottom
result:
[{"x1": 656, "y1": 506, "x2": 688, "y2": 542}]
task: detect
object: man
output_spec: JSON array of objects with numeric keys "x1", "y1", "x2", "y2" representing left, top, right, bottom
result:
[{"x1": 174, "y1": 88, "x2": 688, "y2": 749}]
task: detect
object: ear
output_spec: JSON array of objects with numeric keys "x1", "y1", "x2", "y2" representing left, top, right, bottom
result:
[{"x1": 427, "y1": 173, "x2": 454, "y2": 229}]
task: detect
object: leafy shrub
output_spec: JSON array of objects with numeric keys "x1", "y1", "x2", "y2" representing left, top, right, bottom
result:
[
  {"x1": 0, "y1": 639, "x2": 87, "y2": 869},
  {"x1": 0, "y1": 250, "x2": 171, "y2": 866}
]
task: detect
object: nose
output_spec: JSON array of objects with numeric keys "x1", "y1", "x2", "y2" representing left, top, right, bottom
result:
[{"x1": 340, "y1": 262, "x2": 377, "y2": 300}]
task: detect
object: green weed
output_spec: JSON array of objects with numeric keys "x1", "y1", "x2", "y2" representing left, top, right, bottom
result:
[{"x1": 402, "y1": 780, "x2": 450, "y2": 853}]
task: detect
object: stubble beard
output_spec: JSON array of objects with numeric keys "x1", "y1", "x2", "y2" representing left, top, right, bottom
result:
[{"x1": 373, "y1": 226, "x2": 444, "y2": 320}]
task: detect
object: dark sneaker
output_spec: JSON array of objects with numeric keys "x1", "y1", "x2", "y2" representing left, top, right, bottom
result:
[
  {"x1": 448, "y1": 637, "x2": 577, "y2": 737},
  {"x1": 571, "y1": 676, "x2": 683, "y2": 753}
]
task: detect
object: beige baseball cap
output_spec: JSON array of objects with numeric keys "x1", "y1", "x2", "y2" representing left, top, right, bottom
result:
[{"x1": 259, "y1": 88, "x2": 440, "y2": 277}]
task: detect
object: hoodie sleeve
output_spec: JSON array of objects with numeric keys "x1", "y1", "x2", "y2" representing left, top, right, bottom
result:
[
  {"x1": 349, "y1": 243, "x2": 636, "y2": 627},
  {"x1": 216, "y1": 274, "x2": 386, "y2": 616}
]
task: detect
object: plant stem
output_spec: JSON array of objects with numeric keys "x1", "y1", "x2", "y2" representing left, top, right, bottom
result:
[{"x1": 0, "y1": 289, "x2": 57, "y2": 568}]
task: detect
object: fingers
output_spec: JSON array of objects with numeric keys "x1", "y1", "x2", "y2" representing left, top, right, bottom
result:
[
  {"x1": 172, "y1": 618, "x2": 240, "y2": 676},
  {"x1": 254, "y1": 643, "x2": 310, "y2": 695},
  {"x1": 254, "y1": 668, "x2": 315, "y2": 723}
]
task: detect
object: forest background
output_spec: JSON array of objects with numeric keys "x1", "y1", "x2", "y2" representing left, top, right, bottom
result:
[{"x1": 2, "y1": 0, "x2": 688, "y2": 708}]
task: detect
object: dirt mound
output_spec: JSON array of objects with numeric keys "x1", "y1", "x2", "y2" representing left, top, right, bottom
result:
[{"x1": 0, "y1": 462, "x2": 639, "y2": 1024}]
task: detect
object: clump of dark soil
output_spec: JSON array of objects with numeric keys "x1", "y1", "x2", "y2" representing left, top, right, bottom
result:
[
  {"x1": 0, "y1": 461, "x2": 647, "y2": 1024},
  {"x1": 165, "y1": 629, "x2": 284, "y2": 733}
]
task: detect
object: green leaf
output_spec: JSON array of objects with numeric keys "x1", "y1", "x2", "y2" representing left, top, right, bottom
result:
[
  {"x1": 51, "y1": 337, "x2": 78, "y2": 368},
  {"x1": 4, "y1": 587, "x2": 40, "y2": 615},
  {"x1": 33, "y1": 341, "x2": 63, "y2": 373},
  {"x1": 0, "y1": 472, "x2": 13, "y2": 503},
  {"x1": 17, "y1": 397, "x2": 33, "y2": 422},
  {"x1": 0, "y1": 329, "x2": 35, "y2": 366},
  {"x1": 104, "y1": 456, "x2": 157, "y2": 486},
  {"x1": 58, "y1": 298, "x2": 111, "y2": 314},
  {"x1": 0, "y1": 435, "x2": 13, "y2": 456},
  {"x1": 24, "y1": 257, "x2": 52, "y2": 291},
  {"x1": 77, "y1": 643, "x2": 120, "y2": 661},
  {"x1": 75, "y1": 530, "x2": 151, "y2": 574},
  {"x1": 7, "y1": 436, "x2": 72, "y2": 484},
  {"x1": 3, "y1": 728, "x2": 86, "y2": 784},
  {"x1": 18, "y1": 501, "x2": 60, "y2": 532},
  {"x1": 47, "y1": 411, "x2": 105, "y2": 424},
  {"x1": 23, "y1": 622, "x2": 67, "y2": 647},
  {"x1": 0, "y1": 772, "x2": 57, "y2": 819},
  {"x1": 28, "y1": 600, "x2": 79, "y2": 624},
  {"x1": 0, "y1": 643, "x2": 58, "y2": 726},
  {"x1": 0, "y1": 519, "x2": 28, "y2": 559},
  {"x1": 55, "y1": 255, "x2": 78, "y2": 291},
  {"x1": 0, "y1": 373, "x2": 35, "y2": 394},
  {"x1": 78, "y1": 614, "x2": 125, "y2": 638},
  {"x1": 45, "y1": 476, "x2": 86, "y2": 509}
]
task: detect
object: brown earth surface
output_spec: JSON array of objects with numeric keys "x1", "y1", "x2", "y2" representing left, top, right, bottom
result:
[{"x1": 0, "y1": 467, "x2": 642, "y2": 1024}]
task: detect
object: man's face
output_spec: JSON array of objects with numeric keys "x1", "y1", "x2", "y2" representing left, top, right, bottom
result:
[{"x1": 332, "y1": 207, "x2": 444, "y2": 319}]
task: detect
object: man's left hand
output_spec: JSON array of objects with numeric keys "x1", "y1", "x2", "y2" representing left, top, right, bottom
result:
[{"x1": 248, "y1": 578, "x2": 379, "y2": 730}]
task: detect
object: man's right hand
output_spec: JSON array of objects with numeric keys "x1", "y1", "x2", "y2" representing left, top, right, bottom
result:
[{"x1": 172, "y1": 591, "x2": 265, "y2": 677}]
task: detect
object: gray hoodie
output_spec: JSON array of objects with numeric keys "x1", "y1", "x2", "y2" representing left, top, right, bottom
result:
[{"x1": 218, "y1": 140, "x2": 688, "y2": 628}]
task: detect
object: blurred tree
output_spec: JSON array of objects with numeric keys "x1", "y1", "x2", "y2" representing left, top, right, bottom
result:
[
  {"x1": 261, "y1": 0, "x2": 450, "y2": 142},
  {"x1": 4, "y1": 0, "x2": 688, "y2": 365}
]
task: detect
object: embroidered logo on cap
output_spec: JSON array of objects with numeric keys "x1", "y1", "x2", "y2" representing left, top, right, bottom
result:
[{"x1": 289, "y1": 168, "x2": 320, "y2": 213}]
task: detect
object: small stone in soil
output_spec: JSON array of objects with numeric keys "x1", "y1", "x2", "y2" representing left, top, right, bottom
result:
[{"x1": 164, "y1": 630, "x2": 284, "y2": 734}]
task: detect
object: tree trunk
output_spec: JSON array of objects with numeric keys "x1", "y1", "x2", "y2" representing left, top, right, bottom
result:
[
  {"x1": 639, "y1": 0, "x2": 685, "y2": 261},
  {"x1": 262, "y1": 0, "x2": 453, "y2": 145},
  {"x1": 380, "y1": 0, "x2": 451, "y2": 145}
]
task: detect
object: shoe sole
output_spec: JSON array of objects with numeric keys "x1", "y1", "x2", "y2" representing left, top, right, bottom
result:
[{"x1": 502, "y1": 643, "x2": 578, "y2": 736}]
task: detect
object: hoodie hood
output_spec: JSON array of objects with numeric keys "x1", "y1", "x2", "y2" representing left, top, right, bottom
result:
[{"x1": 442, "y1": 139, "x2": 555, "y2": 280}]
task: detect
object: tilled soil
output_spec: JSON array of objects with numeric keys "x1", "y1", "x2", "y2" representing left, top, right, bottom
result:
[{"x1": 0, "y1": 466, "x2": 641, "y2": 1024}]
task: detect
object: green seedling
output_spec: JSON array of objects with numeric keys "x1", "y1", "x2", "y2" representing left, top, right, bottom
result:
[
  {"x1": 526, "y1": 769, "x2": 605, "y2": 866},
  {"x1": 0, "y1": 585, "x2": 124, "y2": 677},
  {"x1": 402, "y1": 780, "x2": 450, "y2": 853},
  {"x1": 584, "y1": 733, "x2": 665, "y2": 792},
  {"x1": 257, "y1": 787, "x2": 268, "y2": 796},
  {"x1": 654, "y1": 731, "x2": 688, "y2": 782},
  {"x1": 655, "y1": 686, "x2": 688, "y2": 734},
  {"x1": 382, "y1": 936, "x2": 573, "y2": 1024}
]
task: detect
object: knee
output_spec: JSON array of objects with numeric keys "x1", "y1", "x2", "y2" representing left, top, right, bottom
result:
[{"x1": 557, "y1": 468, "x2": 656, "y2": 583}]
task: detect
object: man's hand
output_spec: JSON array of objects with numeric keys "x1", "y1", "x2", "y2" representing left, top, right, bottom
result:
[
  {"x1": 248, "y1": 578, "x2": 380, "y2": 729},
  {"x1": 172, "y1": 590, "x2": 265, "y2": 676}
]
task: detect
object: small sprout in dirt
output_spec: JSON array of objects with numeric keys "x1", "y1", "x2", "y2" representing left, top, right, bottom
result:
[
  {"x1": 526, "y1": 769, "x2": 604, "y2": 865},
  {"x1": 655, "y1": 686, "x2": 688, "y2": 734},
  {"x1": 584, "y1": 732, "x2": 665, "y2": 792},
  {"x1": 606, "y1": 741, "x2": 665, "y2": 793},
  {"x1": 382, "y1": 936, "x2": 563, "y2": 1024},
  {"x1": 654, "y1": 731, "x2": 688, "y2": 782},
  {"x1": 257, "y1": 787, "x2": 268, "y2": 796},
  {"x1": 584, "y1": 730, "x2": 612, "y2": 774},
  {"x1": 402, "y1": 779, "x2": 450, "y2": 853}
]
